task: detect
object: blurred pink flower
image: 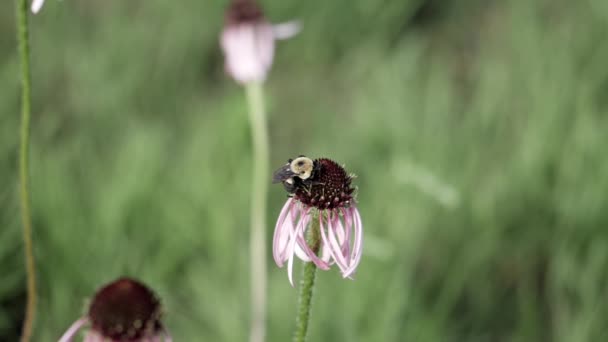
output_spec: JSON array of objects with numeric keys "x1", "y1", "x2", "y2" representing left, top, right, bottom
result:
[
  {"x1": 272, "y1": 157, "x2": 363, "y2": 286},
  {"x1": 58, "y1": 278, "x2": 172, "y2": 342},
  {"x1": 31, "y1": 0, "x2": 45, "y2": 14},
  {"x1": 220, "y1": 0, "x2": 300, "y2": 84}
]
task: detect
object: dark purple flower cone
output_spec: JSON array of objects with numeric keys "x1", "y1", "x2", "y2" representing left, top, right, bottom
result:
[
  {"x1": 294, "y1": 158, "x2": 356, "y2": 210},
  {"x1": 225, "y1": 0, "x2": 264, "y2": 26},
  {"x1": 88, "y1": 278, "x2": 162, "y2": 341}
]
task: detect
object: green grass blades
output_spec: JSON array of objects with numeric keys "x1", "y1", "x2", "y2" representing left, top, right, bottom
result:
[{"x1": 1, "y1": 0, "x2": 608, "y2": 341}]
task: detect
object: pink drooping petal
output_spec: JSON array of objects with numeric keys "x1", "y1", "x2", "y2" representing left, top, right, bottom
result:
[
  {"x1": 293, "y1": 211, "x2": 314, "y2": 262},
  {"x1": 140, "y1": 329, "x2": 173, "y2": 342},
  {"x1": 255, "y1": 24, "x2": 275, "y2": 77},
  {"x1": 31, "y1": 0, "x2": 45, "y2": 14},
  {"x1": 273, "y1": 198, "x2": 296, "y2": 266},
  {"x1": 332, "y1": 211, "x2": 352, "y2": 274},
  {"x1": 351, "y1": 207, "x2": 363, "y2": 262},
  {"x1": 146, "y1": 332, "x2": 172, "y2": 342},
  {"x1": 333, "y1": 209, "x2": 351, "y2": 259},
  {"x1": 295, "y1": 224, "x2": 331, "y2": 271},
  {"x1": 294, "y1": 241, "x2": 311, "y2": 262},
  {"x1": 162, "y1": 326, "x2": 173, "y2": 342},
  {"x1": 141, "y1": 336, "x2": 162, "y2": 342},
  {"x1": 344, "y1": 206, "x2": 364, "y2": 277},
  {"x1": 326, "y1": 211, "x2": 350, "y2": 272},
  {"x1": 221, "y1": 23, "x2": 275, "y2": 84},
  {"x1": 341, "y1": 208, "x2": 352, "y2": 256},
  {"x1": 321, "y1": 242, "x2": 332, "y2": 263},
  {"x1": 340, "y1": 208, "x2": 357, "y2": 278},
  {"x1": 277, "y1": 199, "x2": 301, "y2": 264},
  {"x1": 319, "y1": 213, "x2": 349, "y2": 273},
  {"x1": 287, "y1": 240, "x2": 296, "y2": 287},
  {"x1": 298, "y1": 237, "x2": 330, "y2": 270},
  {"x1": 83, "y1": 331, "x2": 101, "y2": 342},
  {"x1": 279, "y1": 202, "x2": 304, "y2": 264},
  {"x1": 283, "y1": 202, "x2": 306, "y2": 260},
  {"x1": 286, "y1": 208, "x2": 308, "y2": 286},
  {"x1": 58, "y1": 317, "x2": 88, "y2": 342},
  {"x1": 319, "y1": 214, "x2": 341, "y2": 268},
  {"x1": 272, "y1": 21, "x2": 302, "y2": 40},
  {"x1": 333, "y1": 212, "x2": 346, "y2": 245},
  {"x1": 274, "y1": 223, "x2": 292, "y2": 264}
]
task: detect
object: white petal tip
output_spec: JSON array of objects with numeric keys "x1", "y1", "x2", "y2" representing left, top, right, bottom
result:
[
  {"x1": 31, "y1": 0, "x2": 45, "y2": 14},
  {"x1": 273, "y1": 21, "x2": 302, "y2": 40},
  {"x1": 288, "y1": 277, "x2": 295, "y2": 287},
  {"x1": 58, "y1": 317, "x2": 88, "y2": 342},
  {"x1": 343, "y1": 273, "x2": 355, "y2": 280}
]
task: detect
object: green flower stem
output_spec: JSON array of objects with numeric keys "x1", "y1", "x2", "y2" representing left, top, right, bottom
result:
[
  {"x1": 245, "y1": 82, "x2": 269, "y2": 342},
  {"x1": 16, "y1": 0, "x2": 36, "y2": 341},
  {"x1": 293, "y1": 214, "x2": 321, "y2": 342}
]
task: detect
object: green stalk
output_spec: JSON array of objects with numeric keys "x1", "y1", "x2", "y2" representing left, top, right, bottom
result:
[
  {"x1": 293, "y1": 214, "x2": 321, "y2": 342},
  {"x1": 16, "y1": 0, "x2": 37, "y2": 341},
  {"x1": 245, "y1": 82, "x2": 269, "y2": 342}
]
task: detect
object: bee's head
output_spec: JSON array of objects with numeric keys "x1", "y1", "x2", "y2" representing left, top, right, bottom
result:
[
  {"x1": 272, "y1": 155, "x2": 314, "y2": 183},
  {"x1": 289, "y1": 156, "x2": 314, "y2": 180}
]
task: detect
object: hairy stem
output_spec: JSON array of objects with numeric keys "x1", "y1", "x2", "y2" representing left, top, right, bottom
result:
[
  {"x1": 16, "y1": 0, "x2": 37, "y2": 341},
  {"x1": 293, "y1": 214, "x2": 321, "y2": 342},
  {"x1": 245, "y1": 82, "x2": 269, "y2": 342}
]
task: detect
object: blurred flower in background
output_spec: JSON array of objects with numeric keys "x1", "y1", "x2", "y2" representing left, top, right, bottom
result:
[
  {"x1": 31, "y1": 0, "x2": 45, "y2": 14},
  {"x1": 220, "y1": 0, "x2": 300, "y2": 84},
  {"x1": 58, "y1": 278, "x2": 171, "y2": 342},
  {"x1": 2, "y1": 0, "x2": 607, "y2": 341},
  {"x1": 219, "y1": 2, "x2": 300, "y2": 342},
  {"x1": 272, "y1": 157, "x2": 363, "y2": 286}
]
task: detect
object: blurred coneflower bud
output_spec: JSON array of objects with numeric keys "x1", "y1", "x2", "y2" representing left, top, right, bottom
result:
[
  {"x1": 272, "y1": 156, "x2": 363, "y2": 286},
  {"x1": 58, "y1": 278, "x2": 172, "y2": 342},
  {"x1": 31, "y1": 0, "x2": 45, "y2": 14},
  {"x1": 220, "y1": 0, "x2": 300, "y2": 84}
]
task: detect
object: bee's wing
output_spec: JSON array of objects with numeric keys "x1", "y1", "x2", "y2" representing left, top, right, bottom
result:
[{"x1": 272, "y1": 164, "x2": 296, "y2": 183}]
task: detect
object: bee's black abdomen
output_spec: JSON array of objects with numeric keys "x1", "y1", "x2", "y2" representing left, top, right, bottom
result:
[{"x1": 293, "y1": 158, "x2": 355, "y2": 210}]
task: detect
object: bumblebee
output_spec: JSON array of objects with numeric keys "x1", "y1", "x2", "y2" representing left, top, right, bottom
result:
[
  {"x1": 273, "y1": 156, "x2": 355, "y2": 209},
  {"x1": 272, "y1": 155, "x2": 318, "y2": 193}
]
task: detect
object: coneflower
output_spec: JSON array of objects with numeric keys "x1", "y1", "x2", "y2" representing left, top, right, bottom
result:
[
  {"x1": 58, "y1": 278, "x2": 172, "y2": 342},
  {"x1": 272, "y1": 156, "x2": 363, "y2": 342},
  {"x1": 220, "y1": 2, "x2": 300, "y2": 342},
  {"x1": 220, "y1": 0, "x2": 300, "y2": 84},
  {"x1": 272, "y1": 156, "x2": 363, "y2": 286}
]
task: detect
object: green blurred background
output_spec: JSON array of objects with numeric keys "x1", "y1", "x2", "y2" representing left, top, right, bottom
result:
[{"x1": 2, "y1": 0, "x2": 608, "y2": 341}]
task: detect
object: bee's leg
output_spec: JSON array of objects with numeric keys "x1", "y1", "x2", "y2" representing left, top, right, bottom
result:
[
  {"x1": 305, "y1": 180, "x2": 324, "y2": 195},
  {"x1": 309, "y1": 180, "x2": 324, "y2": 186},
  {"x1": 299, "y1": 179, "x2": 312, "y2": 195},
  {"x1": 303, "y1": 183, "x2": 312, "y2": 195}
]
